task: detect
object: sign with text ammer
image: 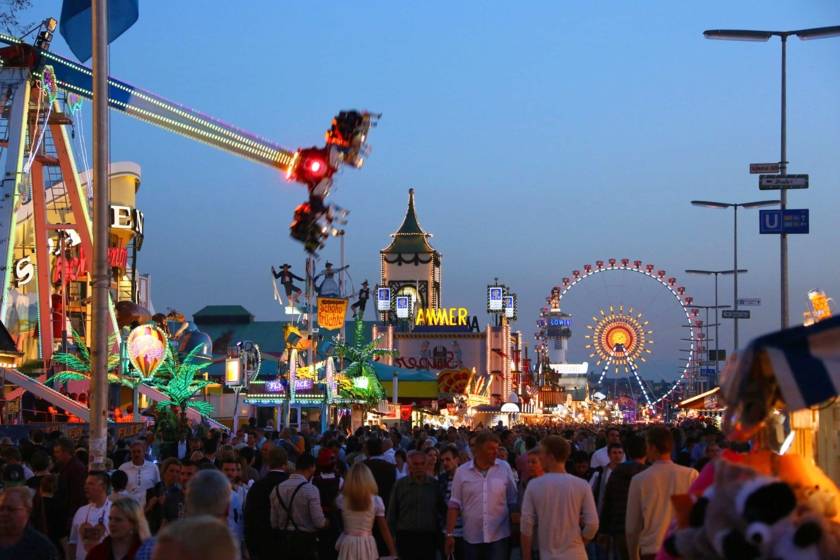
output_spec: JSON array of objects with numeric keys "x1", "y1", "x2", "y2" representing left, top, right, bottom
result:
[{"x1": 317, "y1": 297, "x2": 348, "y2": 331}]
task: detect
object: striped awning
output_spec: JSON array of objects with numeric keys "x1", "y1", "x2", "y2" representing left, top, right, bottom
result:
[{"x1": 722, "y1": 315, "x2": 840, "y2": 412}]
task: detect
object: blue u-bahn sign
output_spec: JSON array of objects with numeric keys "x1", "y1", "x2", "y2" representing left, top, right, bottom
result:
[{"x1": 759, "y1": 209, "x2": 809, "y2": 235}]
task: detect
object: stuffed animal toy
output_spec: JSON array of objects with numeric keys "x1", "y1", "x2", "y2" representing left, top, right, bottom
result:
[{"x1": 665, "y1": 459, "x2": 840, "y2": 560}]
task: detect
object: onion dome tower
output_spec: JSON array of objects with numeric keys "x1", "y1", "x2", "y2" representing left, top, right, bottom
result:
[{"x1": 380, "y1": 188, "x2": 441, "y2": 309}]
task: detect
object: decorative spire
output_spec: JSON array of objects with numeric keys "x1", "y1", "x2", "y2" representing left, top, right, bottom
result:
[{"x1": 382, "y1": 188, "x2": 436, "y2": 254}]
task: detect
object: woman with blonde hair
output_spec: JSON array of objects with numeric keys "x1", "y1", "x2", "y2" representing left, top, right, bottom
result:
[
  {"x1": 335, "y1": 462, "x2": 397, "y2": 560},
  {"x1": 85, "y1": 496, "x2": 149, "y2": 560}
]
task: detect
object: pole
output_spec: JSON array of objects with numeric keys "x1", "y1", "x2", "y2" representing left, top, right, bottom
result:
[
  {"x1": 733, "y1": 206, "x2": 739, "y2": 351},
  {"x1": 232, "y1": 387, "x2": 241, "y2": 435},
  {"x1": 89, "y1": 0, "x2": 110, "y2": 471},
  {"x1": 780, "y1": 36, "x2": 789, "y2": 328},
  {"x1": 714, "y1": 273, "x2": 720, "y2": 382}
]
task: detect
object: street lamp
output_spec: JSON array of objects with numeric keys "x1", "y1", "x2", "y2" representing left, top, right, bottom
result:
[
  {"x1": 703, "y1": 25, "x2": 840, "y2": 329},
  {"x1": 691, "y1": 200, "x2": 780, "y2": 350},
  {"x1": 685, "y1": 269, "x2": 743, "y2": 378}
]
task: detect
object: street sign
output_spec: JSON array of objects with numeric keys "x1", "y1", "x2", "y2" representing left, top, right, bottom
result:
[
  {"x1": 737, "y1": 298, "x2": 761, "y2": 306},
  {"x1": 759, "y1": 174, "x2": 809, "y2": 190},
  {"x1": 708, "y1": 349, "x2": 726, "y2": 362},
  {"x1": 750, "y1": 162, "x2": 780, "y2": 174},
  {"x1": 722, "y1": 310, "x2": 750, "y2": 319},
  {"x1": 759, "y1": 209, "x2": 809, "y2": 234}
]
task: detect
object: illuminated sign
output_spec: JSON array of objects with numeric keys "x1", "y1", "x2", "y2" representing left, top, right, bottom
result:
[
  {"x1": 415, "y1": 307, "x2": 469, "y2": 327},
  {"x1": 504, "y1": 295, "x2": 517, "y2": 320},
  {"x1": 107, "y1": 246, "x2": 128, "y2": 269},
  {"x1": 376, "y1": 287, "x2": 391, "y2": 312},
  {"x1": 548, "y1": 317, "x2": 572, "y2": 327},
  {"x1": 550, "y1": 362, "x2": 589, "y2": 375},
  {"x1": 264, "y1": 379, "x2": 314, "y2": 393},
  {"x1": 265, "y1": 380, "x2": 284, "y2": 393},
  {"x1": 317, "y1": 297, "x2": 347, "y2": 331},
  {"x1": 395, "y1": 296, "x2": 411, "y2": 319},
  {"x1": 488, "y1": 287, "x2": 504, "y2": 311},
  {"x1": 13, "y1": 255, "x2": 34, "y2": 287}
]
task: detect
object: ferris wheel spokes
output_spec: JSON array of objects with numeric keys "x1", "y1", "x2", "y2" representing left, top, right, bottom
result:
[
  {"x1": 595, "y1": 355, "x2": 614, "y2": 385},
  {"x1": 626, "y1": 356, "x2": 653, "y2": 408}
]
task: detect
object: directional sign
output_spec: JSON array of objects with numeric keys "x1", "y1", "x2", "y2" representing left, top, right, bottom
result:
[
  {"x1": 722, "y1": 310, "x2": 750, "y2": 319},
  {"x1": 759, "y1": 174, "x2": 808, "y2": 190},
  {"x1": 759, "y1": 209, "x2": 809, "y2": 234},
  {"x1": 750, "y1": 162, "x2": 780, "y2": 174},
  {"x1": 737, "y1": 298, "x2": 761, "y2": 306}
]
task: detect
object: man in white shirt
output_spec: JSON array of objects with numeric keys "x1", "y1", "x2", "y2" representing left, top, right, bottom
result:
[
  {"x1": 626, "y1": 427, "x2": 698, "y2": 560},
  {"x1": 119, "y1": 439, "x2": 160, "y2": 507},
  {"x1": 521, "y1": 436, "x2": 598, "y2": 560},
  {"x1": 445, "y1": 431, "x2": 517, "y2": 560},
  {"x1": 68, "y1": 471, "x2": 111, "y2": 560},
  {"x1": 590, "y1": 428, "x2": 621, "y2": 469}
]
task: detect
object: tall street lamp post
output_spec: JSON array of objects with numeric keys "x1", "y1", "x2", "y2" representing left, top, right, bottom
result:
[
  {"x1": 685, "y1": 269, "x2": 742, "y2": 378},
  {"x1": 691, "y1": 200, "x2": 779, "y2": 350},
  {"x1": 703, "y1": 25, "x2": 840, "y2": 329}
]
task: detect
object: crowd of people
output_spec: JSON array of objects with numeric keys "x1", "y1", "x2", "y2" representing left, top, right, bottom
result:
[{"x1": 0, "y1": 418, "x2": 728, "y2": 560}]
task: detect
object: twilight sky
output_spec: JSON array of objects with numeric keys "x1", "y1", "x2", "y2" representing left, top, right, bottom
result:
[{"x1": 18, "y1": 1, "x2": 840, "y2": 374}]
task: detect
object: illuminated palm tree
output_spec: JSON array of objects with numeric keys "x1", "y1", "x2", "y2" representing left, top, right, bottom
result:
[
  {"x1": 46, "y1": 330, "x2": 120, "y2": 384},
  {"x1": 152, "y1": 344, "x2": 214, "y2": 421},
  {"x1": 332, "y1": 317, "x2": 395, "y2": 405}
]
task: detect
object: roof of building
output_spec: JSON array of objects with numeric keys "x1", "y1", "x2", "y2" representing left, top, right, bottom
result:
[
  {"x1": 193, "y1": 305, "x2": 255, "y2": 323},
  {"x1": 198, "y1": 317, "x2": 376, "y2": 377},
  {"x1": 381, "y1": 188, "x2": 437, "y2": 254}
]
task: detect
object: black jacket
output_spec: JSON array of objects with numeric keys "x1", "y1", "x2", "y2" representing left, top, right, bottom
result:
[{"x1": 244, "y1": 470, "x2": 289, "y2": 558}]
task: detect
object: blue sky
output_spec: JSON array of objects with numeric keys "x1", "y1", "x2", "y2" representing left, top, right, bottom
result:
[{"x1": 17, "y1": 1, "x2": 840, "y2": 372}]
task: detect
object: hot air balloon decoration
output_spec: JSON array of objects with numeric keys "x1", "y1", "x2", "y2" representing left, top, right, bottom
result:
[{"x1": 127, "y1": 324, "x2": 168, "y2": 379}]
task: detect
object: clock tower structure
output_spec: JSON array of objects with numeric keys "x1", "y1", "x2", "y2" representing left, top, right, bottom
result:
[{"x1": 380, "y1": 188, "x2": 441, "y2": 310}]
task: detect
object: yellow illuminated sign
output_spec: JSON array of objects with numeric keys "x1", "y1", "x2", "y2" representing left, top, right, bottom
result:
[{"x1": 415, "y1": 307, "x2": 469, "y2": 327}]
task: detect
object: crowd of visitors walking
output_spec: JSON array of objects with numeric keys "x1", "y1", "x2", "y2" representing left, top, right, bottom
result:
[{"x1": 0, "y1": 418, "x2": 724, "y2": 559}]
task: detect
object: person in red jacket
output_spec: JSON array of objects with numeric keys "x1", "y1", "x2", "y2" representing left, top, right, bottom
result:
[{"x1": 86, "y1": 497, "x2": 149, "y2": 560}]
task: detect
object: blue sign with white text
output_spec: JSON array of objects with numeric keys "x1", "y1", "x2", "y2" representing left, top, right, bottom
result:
[{"x1": 759, "y1": 209, "x2": 809, "y2": 234}]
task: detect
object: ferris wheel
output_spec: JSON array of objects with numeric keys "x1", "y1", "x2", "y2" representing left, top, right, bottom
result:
[{"x1": 536, "y1": 258, "x2": 702, "y2": 408}]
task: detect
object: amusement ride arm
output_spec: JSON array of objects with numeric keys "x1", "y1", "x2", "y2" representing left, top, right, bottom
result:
[{"x1": 0, "y1": 32, "x2": 296, "y2": 172}]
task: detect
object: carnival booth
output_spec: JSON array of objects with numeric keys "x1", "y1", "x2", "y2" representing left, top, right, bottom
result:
[{"x1": 661, "y1": 314, "x2": 840, "y2": 559}]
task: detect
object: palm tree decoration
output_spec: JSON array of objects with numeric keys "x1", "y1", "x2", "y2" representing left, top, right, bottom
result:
[
  {"x1": 152, "y1": 344, "x2": 214, "y2": 421},
  {"x1": 331, "y1": 317, "x2": 395, "y2": 405},
  {"x1": 46, "y1": 330, "x2": 120, "y2": 385}
]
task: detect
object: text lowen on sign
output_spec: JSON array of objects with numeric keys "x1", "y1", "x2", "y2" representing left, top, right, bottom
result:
[
  {"x1": 722, "y1": 310, "x2": 750, "y2": 319},
  {"x1": 759, "y1": 174, "x2": 808, "y2": 190}
]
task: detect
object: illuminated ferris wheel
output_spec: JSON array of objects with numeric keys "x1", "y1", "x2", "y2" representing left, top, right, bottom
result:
[{"x1": 537, "y1": 258, "x2": 702, "y2": 407}]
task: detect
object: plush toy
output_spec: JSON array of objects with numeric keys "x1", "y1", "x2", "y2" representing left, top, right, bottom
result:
[{"x1": 665, "y1": 459, "x2": 840, "y2": 560}]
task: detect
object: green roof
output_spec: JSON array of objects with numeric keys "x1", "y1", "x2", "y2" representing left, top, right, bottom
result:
[
  {"x1": 381, "y1": 188, "x2": 437, "y2": 254},
  {"x1": 194, "y1": 305, "x2": 254, "y2": 323}
]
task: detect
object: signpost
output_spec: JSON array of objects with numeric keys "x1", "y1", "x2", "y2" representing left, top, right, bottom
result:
[
  {"x1": 759, "y1": 174, "x2": 809, "y2": 190},
  {"x1": 737, "y1": 298, "x2": 761, "y2": 306},
  {"x1": 722, "y1": 310, "x2": 750, "y2": 319},
  {"x1": 750, "y1": 162, "x2": 780, "y2": 174},
  {"x1": 759, "y1": 209, "x2": 809, "y2": 234}
]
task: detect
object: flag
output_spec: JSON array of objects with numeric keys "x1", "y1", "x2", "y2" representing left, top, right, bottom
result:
[
  {"x1": 59, "y1": 0, "x2": 139, "y2": 62},
  {"x1": 722, "y1": 314, "x2": 840, "y2": 412}
]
